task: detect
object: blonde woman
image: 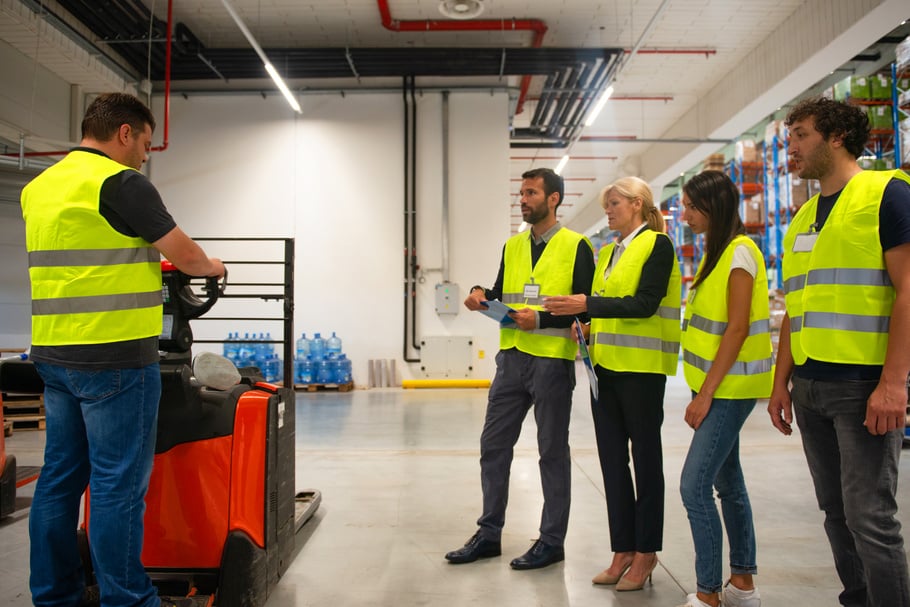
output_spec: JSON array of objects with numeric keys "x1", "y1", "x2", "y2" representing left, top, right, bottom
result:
[{"x1": 545, "y1": 176, "x2": 680, "y2": 591}]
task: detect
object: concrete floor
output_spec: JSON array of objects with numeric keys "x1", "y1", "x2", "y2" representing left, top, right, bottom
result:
[{"x1": 2, "y1": 365, "x2": 909, "y2": 607}]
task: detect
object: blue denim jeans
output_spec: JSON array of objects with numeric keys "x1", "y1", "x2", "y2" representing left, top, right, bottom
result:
[
  {"x1": 680, "y1": 397, "x2": 758, "y2": 595},
  {"x1": 30, "y1": 362, "x2": 161, "y2": 607},
  {"x1": 791, "y1": 376, "x2": 910, "y2": 607}
]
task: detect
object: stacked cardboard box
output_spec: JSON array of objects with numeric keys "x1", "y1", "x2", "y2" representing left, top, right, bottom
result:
[
  {"x1": 790, "y1": 176, "x2": 809, "y2": 209},
  {"x1": 703, "y1": 153, "x2": 725, "y2": 172},
  {"x1": 745, "y1": 194, "x2": 764, "y2": 225}
]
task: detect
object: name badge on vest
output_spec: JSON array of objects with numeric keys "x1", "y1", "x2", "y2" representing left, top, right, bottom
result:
[
  {"x1": 792, "y1": 232, "x2": 818, "y2": 253},
  {"x1": 523, "y1": 282, "x2": 541, "y2": 300}
]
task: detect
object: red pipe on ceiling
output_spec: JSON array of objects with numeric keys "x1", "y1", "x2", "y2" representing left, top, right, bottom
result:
[
  {"x1": 376, "y1": 0, "x2": 546, "y2": 115},
  {"x1": 5, "y1": 0, "x2": 173, "y2": 159},
  {"x1": 150, "y1": 0, "x2": 173, "y2": 152}
]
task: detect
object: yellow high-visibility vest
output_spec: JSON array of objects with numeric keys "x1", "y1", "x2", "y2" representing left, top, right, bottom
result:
[
  {"x1": 782, "y1": 169, "x2": 910, "y2": 365},
  {"x1": 682, "y1": 235, "x2": 773, "y2": 397},
  {"x1": 22, "y1": 150, "x2": 163, "y2": 346},
  {"x1": 500, "y1": 227, "x2": 593, "y2": 360},
  {"x1": 590, "y1": 230, "x2": 681, "y2": 375}
]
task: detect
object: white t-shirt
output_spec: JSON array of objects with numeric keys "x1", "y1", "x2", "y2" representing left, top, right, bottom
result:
[{"x1": 730, "y1": 243, "x2": 758, "y2": 277}]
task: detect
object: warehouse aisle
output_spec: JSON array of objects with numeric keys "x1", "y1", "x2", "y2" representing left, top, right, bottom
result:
[{"x1": 1, "y1": 364, "x2": 908, "y2": 606}]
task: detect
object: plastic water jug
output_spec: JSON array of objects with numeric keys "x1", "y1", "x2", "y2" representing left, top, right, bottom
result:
[
  {"x1": 296, "y1": 359, "x2": 314, "y2": 384},
  {"x1": 310, "y1": 333, "x2": 326, "y2": 361},
  {"x1": 296, "y1": 332, "x2": 310, "y2": 360},
  {"x1": 316, "y1": 359, "x2": 333, "y2": 383},
  {"x1": 336, "y1": 354, "x2": 352, "y2": 384},
  {"x1": 326, "y1": 332, "x2": 342, "y2": 358}
]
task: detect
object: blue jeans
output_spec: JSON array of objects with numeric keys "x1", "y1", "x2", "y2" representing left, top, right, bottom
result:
[
  {"x1": 680, "y1": 397, "x2": 758, "y2": 595},
  {"x1": 30, "y1": 362, "x2": 161, "y2": 607},
  {"x1": 791, "y1": 377, "x2": 910, "y2": 607}
]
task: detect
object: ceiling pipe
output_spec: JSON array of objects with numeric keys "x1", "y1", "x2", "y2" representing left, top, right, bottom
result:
[
  {"x1": 626, "y1": 48, "x2": 716, "y2": 56},
  {"x1": 150, "y1": 0, "x2": 173, "y2": 152},
  {"x1": 376, "y1": 0, "x2": 546, "y2": 115},
  {"x1": 5, "y1": 0, "x2": 174, "y2": 159}
]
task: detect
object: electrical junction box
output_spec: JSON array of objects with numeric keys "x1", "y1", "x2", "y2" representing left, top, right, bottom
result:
[
  {"x1": 434, "y1": 282, "x2": 460, "y2": 316},
  {"x1": 419, "y1": 336, "x2": 472, "y2": 378}
]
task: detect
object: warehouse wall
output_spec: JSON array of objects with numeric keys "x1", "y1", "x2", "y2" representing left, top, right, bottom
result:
[{"x1": 0, "y1": 83, "x2": 512, "y2": 383}]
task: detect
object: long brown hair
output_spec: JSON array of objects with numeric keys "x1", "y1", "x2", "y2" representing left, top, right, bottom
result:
[
  {"x1": 601, "y1": 176, "x2": 665, "y2": 232},
  {"x1": 684, "y1": 171, "x2": 745, "y2": 289}
]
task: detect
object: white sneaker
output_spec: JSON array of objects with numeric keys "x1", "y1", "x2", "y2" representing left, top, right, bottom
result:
[
  {"x1": 722, "y1": 581, "x2": 761, "y2": 607},
  {"x1": 675, "y1": 593, "x2": 713, "y2": 607}
]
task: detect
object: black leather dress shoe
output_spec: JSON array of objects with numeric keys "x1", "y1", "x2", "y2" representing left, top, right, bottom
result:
[
  {"x1": 509, "y1": 539, "x2": 565, "y2": 570},
  {"x1": 445, "y1": 531, "x2": 502, "y2": 564}
]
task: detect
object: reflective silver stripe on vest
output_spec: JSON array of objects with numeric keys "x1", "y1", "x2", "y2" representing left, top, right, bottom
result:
[
  {"x1": 32, "y1": 290, "x2": 163, "y2": 316},
  {"x1": 595, "y1": 332, "x2": 679, "y2": 354},
  {"x1": 523, "y1": 327, "x2": 573, "y2": 339},
  {"x1": 683, "y1": 314, "x2": 770, "y2": 336},
  {"x1": 29, "y1": 247, "x2": 159, "y2": 268},
  {"x1": 784, "y1": 274, "x2": 805, "y2": 295},
  {"x1": 806, "y1": 268, "x2": 891, "y2": 288},
  {"x1": 790, "y1": 315, "x2": 802, "y2": 332},
  {"x1": 502, "y1": 293, "x2": 544, "y2": 306},
  {"x1": 657, "y1": 305, "x2": 680, "y2": 320},
  {"x1": 684, "y1": 350, "x2": 773, "y2": 376},
  {"x1": 803, "y1": 311, "x2": 889, "y2": 334}
]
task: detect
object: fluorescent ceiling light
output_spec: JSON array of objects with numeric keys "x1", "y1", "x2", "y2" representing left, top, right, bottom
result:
[
  {"x1": 265, "y1": 62, "x2": 302, "y2": 113},
  {"x1": 221, "y1": 0, "x2": 301, "y2": 114},
  {"x1": 584, "y1": 85, "x2": 614, "y2": 127},
  {"x1": 554, "y1": 154, "x2": 570, "y2": 175}
]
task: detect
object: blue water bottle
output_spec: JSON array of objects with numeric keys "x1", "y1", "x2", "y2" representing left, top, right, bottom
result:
[
  {"x1": 337, "y1": 354, "x2": 352, "y2": 384},
  {"x1": 310, "y1": 333, "x2": 326, "y2": 362},
  {"x1": 299, "y1": 359, "x2": 314, "y2": 384},
  {"x1": 326, "y1": 331, "x2": 342, "y2": 359}
]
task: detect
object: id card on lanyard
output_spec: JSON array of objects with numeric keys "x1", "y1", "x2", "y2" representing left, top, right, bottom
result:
[
  {"x1": 523, "y1": 279, "x2": 541, "y2": 300},
  {"x1": 793, "y1": 222, "x2": 819, "y2": 253}
]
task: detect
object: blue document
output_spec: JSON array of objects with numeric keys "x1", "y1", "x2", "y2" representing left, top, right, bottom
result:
[
  {"x1": 574, "y1": 318, "x2": 598, "y2": 400},
  {"x1": 480, "y1": 300, "x2": 517, "y2": 326}
]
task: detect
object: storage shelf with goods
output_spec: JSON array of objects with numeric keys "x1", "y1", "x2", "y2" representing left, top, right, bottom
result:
[
  {"x1": 895, "y1": 35, "x2": 910, "y2": 170},
  {"x1": 846, "y1": 68, "x2": 903, "y2": 171},
  {"x1": 664, "y1": 192, "x2": 700, "y2": 302}
]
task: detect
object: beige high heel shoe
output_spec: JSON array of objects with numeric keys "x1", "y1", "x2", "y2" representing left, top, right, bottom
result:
[
  {"x1": 592, "y1": 561, "x2": 631, "y2": 585},
  {"x1": 615, "y1": 555, "x2": 658, "y2": 591}
]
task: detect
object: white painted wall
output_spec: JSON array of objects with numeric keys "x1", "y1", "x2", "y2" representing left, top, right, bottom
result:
[{"x1": 0, "y1": 88, "x2": 512, "y2": 384}]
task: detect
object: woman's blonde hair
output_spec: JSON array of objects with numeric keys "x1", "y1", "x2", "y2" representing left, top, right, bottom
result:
[{"x1": 601, "y1": 176, "x2": 665, "y2": 232}]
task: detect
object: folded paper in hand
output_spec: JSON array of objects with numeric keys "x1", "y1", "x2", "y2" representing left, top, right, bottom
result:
[
  {"x1": 480, "y1": 299, "x2": 516, "y2": 326},
  {"x1": 574, "y1": 319, "x2": 599, "y2": 400}
]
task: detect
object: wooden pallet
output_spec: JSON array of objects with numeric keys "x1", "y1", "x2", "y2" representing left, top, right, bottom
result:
[
  {"x1": 294, "y1": 382, "x2": 354, "y2": 393},
  {"x1": 3, "y1": 420, "x2": 11, "y2": 437},
  {"x1": 8, "y1": 415, "x2": 45, "y2": 431},
  {"x1": 3, "y1": 402, "x2": 45, "y2": 417}
]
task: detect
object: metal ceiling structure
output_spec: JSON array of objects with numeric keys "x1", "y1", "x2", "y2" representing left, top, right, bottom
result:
[
  {"x1": 2, "y1": 0, "x2": 907, "y2": 232},
  {"x1": 45, "y1": 0, "x2": 623, "y2": 149}
]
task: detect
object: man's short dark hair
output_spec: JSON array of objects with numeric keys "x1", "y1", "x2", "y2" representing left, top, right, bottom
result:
[
  {"x1": 522, "y1": 167, "x2": 565, "y2": 208},
  {"x1": 81, "y1": 93, "x2": 156, "y2": 142},
  {"x1": 785, "y1": 96, "x2": 869, "y2": 159}
]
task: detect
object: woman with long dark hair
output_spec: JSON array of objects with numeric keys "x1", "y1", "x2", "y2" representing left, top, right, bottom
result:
[{"x1": 676, "y1": 170, "x2": 772, "y2": 607}]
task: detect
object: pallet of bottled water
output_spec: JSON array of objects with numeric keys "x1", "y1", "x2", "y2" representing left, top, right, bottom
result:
[{"x1": 292, "y1": 332, "x2": 353, "y2": 391}]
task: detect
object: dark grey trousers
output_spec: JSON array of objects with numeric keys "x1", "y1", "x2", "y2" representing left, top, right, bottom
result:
[
  {"x1": 792, "y1": 376, "x2": 910, "y2": 607},
  {"x1": 477, "y1": 348, "x2": 575, "y2": 546}
]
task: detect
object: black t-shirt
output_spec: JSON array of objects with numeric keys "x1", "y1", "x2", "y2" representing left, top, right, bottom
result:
[
  {"x1": 794, "y1": 177, "x2": 910, "y2": 381},
  {"x1": 29, "y1": 148, "x2": 177, "y2": 369}
]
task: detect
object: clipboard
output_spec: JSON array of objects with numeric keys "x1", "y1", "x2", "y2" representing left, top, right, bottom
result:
[
  {"x1": 574, "y1": 318, "x2": 599, "y2": 400},
  {"x1": 480, "y1": 299, "x2": 517, "y2": 326}
]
